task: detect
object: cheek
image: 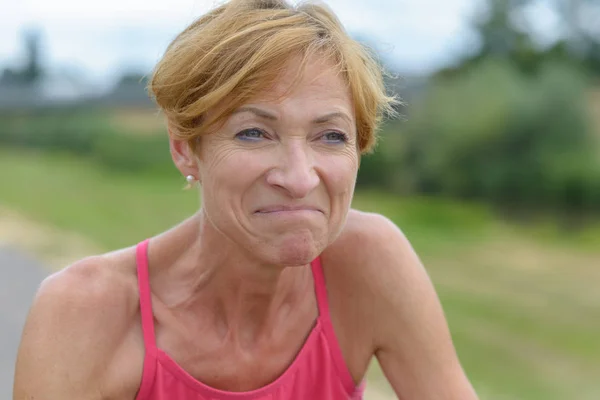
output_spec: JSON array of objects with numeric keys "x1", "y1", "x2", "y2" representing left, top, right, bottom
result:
[
  {"x1": 200, "y1": 149, "x2": 273, "y2": 226},
  {"x1": 319, "y1": 154, "x2": 357, "y2": 243},
  {"x1": 202, "y1": 148, "x2": 265, "y2": 190},
  {"x1": 199, "y1": 150, "x2": 265, "y2": 237},
  {"x1": 320, "y1": 152, "x2": 359, "y2": 195}
]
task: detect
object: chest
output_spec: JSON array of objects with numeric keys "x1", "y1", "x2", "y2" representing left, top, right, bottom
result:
[
  {"x1": 105, "y1": 264, "x2": 374, "y2": 399},
  {"x1": 164, "y1": 332, "x2": 316, "y2": 392},
  {"x1": 102, "y1": 313, "x2": 321, "y2": 399},
  {"x1": 153, "y1": 304, "x2": 319, "y2": 392}
]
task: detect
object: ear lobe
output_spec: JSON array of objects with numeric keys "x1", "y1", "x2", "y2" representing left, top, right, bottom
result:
[
  {"x1": 169, "y1": 134, "x2": 199, "y2": 177},
  {"x1": 168, "y1": 123, "x2": 202, "y2": 182}
]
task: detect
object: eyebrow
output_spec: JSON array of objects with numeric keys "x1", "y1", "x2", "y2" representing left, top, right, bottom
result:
[
  {"x1": 233, "y1": 106, "x2": 278, "y2": 120},
  {"x1": 232, "y1": 106, "x2": 353, "y2": 125}
]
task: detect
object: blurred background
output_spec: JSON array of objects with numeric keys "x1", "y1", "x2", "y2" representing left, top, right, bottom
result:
[{"x1": 1, "y1": 0, "x2": 599, "y2": 399}]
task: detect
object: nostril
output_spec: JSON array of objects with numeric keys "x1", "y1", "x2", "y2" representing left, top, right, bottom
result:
[{"x1": 265, "y1": 166, "x2": 319, "y2": 199}]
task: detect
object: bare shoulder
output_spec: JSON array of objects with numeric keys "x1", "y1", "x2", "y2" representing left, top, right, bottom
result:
[
  {"x1": 324, "y1": 208, "x2": 442, "y2": 336},
  {"x1": 323, "y1": 208, "x2": 418, "y2": 284},
  {"x1": 32, "y1": 248, "x2": 139, "y2": 340},
  {"x1": 319, "y1": 210, "x2": 422, "y2": 378},
  {"x1": 42, "y1": 249, "x2": 137, "y2": 312},
  {"x1": 323, "y1": 210, "x2": 478, "y2": 399},
  {"x1": 325, "y1": 208, "x2": 435, "y2": 326},
  {"x1": 13, "y1": 248, "x2": 142, "y2": 399}
]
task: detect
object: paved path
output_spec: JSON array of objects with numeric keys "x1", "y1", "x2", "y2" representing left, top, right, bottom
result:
[{"x1": 0, "y1": 246, "x2": 48, "y2": 400}]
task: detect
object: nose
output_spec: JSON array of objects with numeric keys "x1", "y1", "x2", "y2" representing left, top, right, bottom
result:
[{"x1": 266, "y1": 140, "x2": 320, "y2": 198}]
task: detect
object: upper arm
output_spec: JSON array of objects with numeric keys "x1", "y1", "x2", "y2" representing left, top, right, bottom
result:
[
  {"x1": 356, "y1": 214, "x2": 478, "y2": 400},
  {"x1": 13, "y1": 258, "x2": 127, "y2": 400}
]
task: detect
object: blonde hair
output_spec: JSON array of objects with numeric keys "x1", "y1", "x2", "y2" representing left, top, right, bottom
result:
[{"x1": 148, "y1": 0, "x2": 397, "y2": 153}]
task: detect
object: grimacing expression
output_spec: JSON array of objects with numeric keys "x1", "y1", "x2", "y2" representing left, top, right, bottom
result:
[{"x1": 197, "y1": 58, "x2": 360, "y2": 266}]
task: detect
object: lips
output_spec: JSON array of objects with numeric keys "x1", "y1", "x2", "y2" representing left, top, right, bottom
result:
[{"x1": 255, "y1": 205, "x2": 322, "y2": 213}]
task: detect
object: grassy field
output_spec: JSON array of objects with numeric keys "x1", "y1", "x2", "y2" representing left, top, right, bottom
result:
[{"x1": 1, "y1": 149, "x2": 600, "y2": 399}]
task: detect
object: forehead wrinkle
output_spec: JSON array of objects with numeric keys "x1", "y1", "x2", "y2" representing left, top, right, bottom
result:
[
  {"x1": 231, "y1": 106, "x2": 278, "y2": 121},
  {"x1": 311, "y1": 111, "x2": 353, "y2": 125},
  {"x1": 230, "y1": 102, "x2": 353, "y2": 127}
]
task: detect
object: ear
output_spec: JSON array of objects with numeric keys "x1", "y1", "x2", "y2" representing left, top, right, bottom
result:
[{"x1": 168, "y1": 125, "x2": 199, "y2": 179}]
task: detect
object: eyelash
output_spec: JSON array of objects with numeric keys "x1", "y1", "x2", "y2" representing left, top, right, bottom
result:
[
  {"x1": 322, "y1": 131, "x2": 349, "y2": 143},
  {"x1": 235, "y1": 128, "x2": 265, "y2": 141},
  {"x1": 235, "y1": 128, "x2": 349, "y2": 144}
]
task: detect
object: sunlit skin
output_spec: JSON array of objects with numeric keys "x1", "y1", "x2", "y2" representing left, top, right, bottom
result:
[
  {"x1": 181, "y1": 57, "x2": 359, "y2": 268},
  {"x1": 163, "y1": 56, "x2": 360, "y2": 348}
]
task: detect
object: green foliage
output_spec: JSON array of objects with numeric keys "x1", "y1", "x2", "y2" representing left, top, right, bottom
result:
[
  {"x1": 0, "y1": 108, "x2": 101, "y2": 154},
  {"x1": 92, "y1": 132, "x2": 173, "y2": 174},
  {"x1": 0, "y1": 108, "x2": 174, "y2": 175},
  {"x1": 385, "y1": 59, "x2": 599, "y2": 214},
  {"x1": 355, "y1": 148, "x2": 392, "y2": 189}
]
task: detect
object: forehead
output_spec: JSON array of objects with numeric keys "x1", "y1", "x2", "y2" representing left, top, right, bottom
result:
[{"x1": 253, "y1": 56, "x2": 353, "y2": 111}]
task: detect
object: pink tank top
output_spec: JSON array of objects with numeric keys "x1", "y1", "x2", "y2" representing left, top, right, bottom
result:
[{"x1": 135, "y1": 239, "x2": 366, "y2": 400}]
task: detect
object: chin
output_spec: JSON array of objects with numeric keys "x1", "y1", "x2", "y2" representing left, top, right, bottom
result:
[{"x1": 267, "y1": 231, "x2": 325, "y2": 267}]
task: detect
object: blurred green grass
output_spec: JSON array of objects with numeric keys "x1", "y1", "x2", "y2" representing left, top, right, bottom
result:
[{"x1": 1, "y1": 148, "x2": 599, "y2": 399}]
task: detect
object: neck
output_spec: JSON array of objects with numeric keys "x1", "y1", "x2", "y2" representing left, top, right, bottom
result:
[{"x1": 151, "y1": 212, "x2": 315, "y2": 345}]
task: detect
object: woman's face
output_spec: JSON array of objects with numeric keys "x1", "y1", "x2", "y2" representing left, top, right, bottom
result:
[{"x1": 196, "y1": 58, "x2": 359, "y2": 266}]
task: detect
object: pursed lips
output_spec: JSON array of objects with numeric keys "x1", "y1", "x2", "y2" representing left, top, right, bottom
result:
[{"x1": 254, "y1": 205, "x2": 323, "y2": 214}]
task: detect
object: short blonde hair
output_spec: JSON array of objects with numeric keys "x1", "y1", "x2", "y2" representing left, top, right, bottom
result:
[{"x1": 149, "y1": 0, "x2": 397, "y2": 153}]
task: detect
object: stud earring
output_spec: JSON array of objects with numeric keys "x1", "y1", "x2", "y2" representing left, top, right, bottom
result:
[{"x1": 184, "y1": 175, "x2": 197, "y2": 190}]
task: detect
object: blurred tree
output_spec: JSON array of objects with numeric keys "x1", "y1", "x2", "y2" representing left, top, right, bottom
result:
[
  {"x1": 437, "y1": 0, "x2": 539, "y2": 78},
  {"x1": 0, "y1": 28, "x2": 45, "y2": 86},
  {"x1": 22, "y1": 29, "x2": 43, "y2": 84},
  {"x1": 395, "y1": 58, "x2": 599, "y2": 216},
  {"x1": 104, "y1": 71, "x2": 154, "y2": 107},
  {"x1": 474, "y1": 0, "x2": 530, "y2": 57},
  {"x1": 438, "y1": 0, "x2": 600, "y2": 78},
  {"x1": 0, "y1": 68, "x2": 19, "y2": 84},
  {"x1": 546, "y1": 0, "x2": 600, "y2": 75},
  {"x1": 115, "y1": 72, "x2": 148, "y2": 87}
]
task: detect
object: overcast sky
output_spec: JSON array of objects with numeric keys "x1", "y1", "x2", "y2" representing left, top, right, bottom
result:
[{"x1": 1, "y1": 0, "x2": 484, "y2": 83}]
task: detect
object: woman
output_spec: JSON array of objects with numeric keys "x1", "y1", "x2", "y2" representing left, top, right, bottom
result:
[{"x1": 13, "y1": 0, "x2": 478, "y2": 399}]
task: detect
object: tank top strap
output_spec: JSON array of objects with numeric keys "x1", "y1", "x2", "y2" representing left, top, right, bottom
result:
[
  {"x1": 136, "y1": 239, "x2": 157, "y2": 349},
  {"x1": 135, "y1": 239, "x2": 158, "y2": 400},
  {"x1": 310, "y1": 256, "x2": 330, "y2": 319},
  {"x1": 310, "y1": 256, "x2": 358, "y2": 395}
]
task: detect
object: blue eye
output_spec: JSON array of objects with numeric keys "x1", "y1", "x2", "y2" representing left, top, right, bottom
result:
[
  {"x1": 322, "y1": 131, "x2": 348, "y2": 143},
  {"x1": 236, "y1": 128, "x2": 265, "y2": 141}
]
